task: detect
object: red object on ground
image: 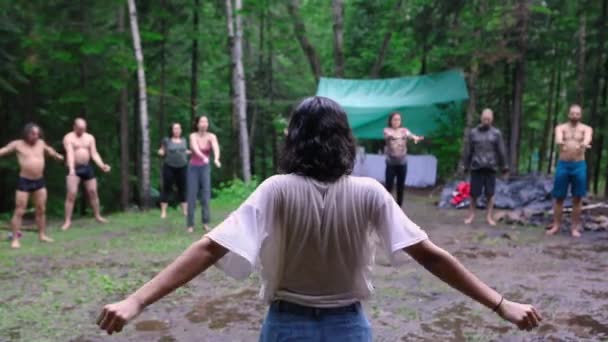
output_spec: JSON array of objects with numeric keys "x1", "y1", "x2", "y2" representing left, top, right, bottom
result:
[{"x1": 451, "y1": 182, "x2": 471, "y2": 205}]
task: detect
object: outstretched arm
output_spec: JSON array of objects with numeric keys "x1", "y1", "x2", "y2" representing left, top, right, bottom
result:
[
  {"x1": 406, "y1": 130, "x2": 424, "y2": 143},
  {"x1": 405, "y1": 240, "x2": 541, "y2": 330},
  {"x1": 189, "y1": 134, "x2": 206, "y2": 160},
  {"x1": 43, "y1": 142, "x2": 64, "y2": 161},
  {"x1": 582, "y1": 126, "x2": 593, "y2": 147},
  {"x1": 90, "y1": 136, "x2": 110, "y2": 172},
  {"x1": 97, "y1": 237, "x2": 228, "y2": 335},
  {"x1": 0, "y1": 141, "x2": 17, "y2": 157}
]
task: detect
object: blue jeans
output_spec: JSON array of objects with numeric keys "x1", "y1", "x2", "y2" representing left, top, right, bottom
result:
[
  {"x1": 259, "y1": 301, "x2": 372, "y2": 342},
  {"x1": 186, "y1": 164, "x2": 211, "y2": 227}
]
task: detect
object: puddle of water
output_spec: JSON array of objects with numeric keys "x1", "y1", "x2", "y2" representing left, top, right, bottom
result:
[
  {"x1": 158, "y1": 336, "x2": 177, "y2": 342},
  {"x1": 186, "y1": 288, "x2": 264, "y2": 330},
  {"x1": 567, "y1": 314, "x2": 608, "y2": 337},
  {"x1": 135, "y1": 320, "x2": 170, "y2": 332}
]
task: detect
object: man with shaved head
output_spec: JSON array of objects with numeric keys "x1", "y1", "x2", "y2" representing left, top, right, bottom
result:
[
  {"x1": 546, "y1": 104, "x2": 592, "y2": 238},
  {"x1": 0, "y1": 123, "x2": 63, "y2": 248},
  {"x1": 463, "y1": 108, "x2": 509, "y2": 226},
  {"x1": 61, "y1": 118, "x2": 111, "y2": 230}
]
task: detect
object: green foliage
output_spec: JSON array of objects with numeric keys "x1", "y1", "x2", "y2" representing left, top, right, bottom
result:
[{"x1": 213, "y1": 177, "x2": 260, "y2": 206}]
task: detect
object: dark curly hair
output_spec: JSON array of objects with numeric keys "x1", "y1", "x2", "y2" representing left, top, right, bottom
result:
[{"x1": 279, "y1": 96, "x2": 356, "y2": 182}]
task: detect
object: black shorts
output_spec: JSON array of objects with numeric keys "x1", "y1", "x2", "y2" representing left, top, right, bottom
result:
[
  {"x1": 73, "y1": 164, "x2": 95, "y2": 181},
  {"x1": 470, "y1": 169, "x2": 496, "y2": 198},
  {"x1": 17, "y1": 177, "x2": 46, "y2": 193}
]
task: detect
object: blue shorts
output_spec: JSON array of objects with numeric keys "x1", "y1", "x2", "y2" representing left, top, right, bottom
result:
[
  {"x1": 552, "y1": 160, "x2": 587, "y2": 199},
  {"x1": 260, "y1": 301, "x2": 372, "y2": 341}
]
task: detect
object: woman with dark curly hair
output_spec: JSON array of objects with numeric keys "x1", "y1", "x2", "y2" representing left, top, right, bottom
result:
[{"x1": 97, "y1": 97, "x2": 541, "y2": 340}]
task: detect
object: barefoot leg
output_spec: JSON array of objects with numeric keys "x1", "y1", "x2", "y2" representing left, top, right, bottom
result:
[
  {"x1": 10, "y1": 191, "x2": 28, "y2": 248},
  {"x1": 160, "y1": 202, "x2": 168, "y2": 219},
  {"x1": 32, "y1": 188, "x2": 53, "y2": 243},
  {"x1": 486, "y1": 195, "x2": 497, "y2": 226},
  {"x1": 571, "y1": 197, "x2": 582, "y2": 238},
  {"x1": 62, "y1": 175, "x2": 80, "y2": 230},
  {"x1": 465, "y1": 197, "x2": 476, "y2": 224},
  {"x1": 546, "y1": 198, "x2": 564, "y2": 236},
  {"x1": 85, "y1": 179, "x2": 108, "y2": 223}
]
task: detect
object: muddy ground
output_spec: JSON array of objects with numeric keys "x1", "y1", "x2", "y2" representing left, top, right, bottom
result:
[{"x1": 1, "y1": 194, "x2": 607, "y2": 342}]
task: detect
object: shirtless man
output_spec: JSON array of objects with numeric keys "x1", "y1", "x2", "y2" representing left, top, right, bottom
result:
[
  {"x1": 546, "y1": 104, "x2": 592, "y2": 238},
  {"x1": 61, "y1": 118, "x2": 111, "y2": 230},
  {"x1": 0, "y1": 123, "x2": 63, "y2": 248}
]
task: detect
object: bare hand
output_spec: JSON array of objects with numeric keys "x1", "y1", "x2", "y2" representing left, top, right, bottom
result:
[
  {"x1": 414, "y1": 136, "x2": 424, "y2": 144},
  {"x1": 57, "y1": 154, "x2": 65, "y2": 161},
  {"x1": 498, "y1": 299, "x2": 542, "y2": 331},
  {"x1": 101, "y1": 164, "x2": 111, "y2": 173},
  {"x1": 214, "y1": 159, "x2": 221, "y2": 168},
  {"x1": 97, "y1": 297, "x2": 143, "y2": 335}
]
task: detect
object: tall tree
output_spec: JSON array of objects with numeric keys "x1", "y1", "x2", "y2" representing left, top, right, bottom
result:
[
  {"x1": 226, "y1": 0, "x2": 252, "y2": 182},
  {"x1": 370, "y1": 0, "x2": 403, "y2": 78},
  {"x1": 118, "y1": 5, "x2": 130, "y2": 210},
  {"x1": 591, "y1": 0, "x2": 607, "y2": 193},
  {"x1": 509, "y1": 0, "x2": 530, "y2": 173},
  {"x1": 331, "y1": 0, "x2": 345, "y2": 77},
  {"x1": 127, "y1": 0, "x2": 151, "y2": 207},
  {"x1": 287, "y1": 0, "x2": 322, "y2": 81},
  {"x1": 159, "y1": 0, "x2": 167, "y2": 136},
  {"x1": 576, "y1": 11, "x2": 586, "y2": 105},
  {"x1": 191, "y1": 0, "x2": 200, "y2": 125}
]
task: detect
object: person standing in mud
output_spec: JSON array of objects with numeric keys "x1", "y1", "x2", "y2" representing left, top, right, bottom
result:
[
  {"x1": 97, "y1": 97, "x2": 541, "y2": 339},
  {"x1": 546, "y1": 104, "x2": 592, "y2": 238},
  {"x1": 61, "y1": 118, "x2": 111, "y2": 230},
  {"x1": 0, "y1": 123, "x2": 63, "y2": 248},
  {"x1": 384, "y1": 112, "x2": 424, "y2": 207},
  {"x1": 463, "y1": 108, "x2": 509, "y2": 226}
]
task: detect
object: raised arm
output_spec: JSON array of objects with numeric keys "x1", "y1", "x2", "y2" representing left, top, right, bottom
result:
[
  {"x1": 554, "y1": 125, "x2": 564, "y2": 145},
  {"x1": 97, "y1": 237, "x2": 228, "y2": 335},
  {"x1": 63, "y1": 136, "x2": 75, "y2": 175},
  {"x1": 582, "y1": 126, "x2": 593, "y2": 147},
  {"x1": 211, "y1": 134, "x2": 221, "y2": 167},
  {"x1": 90, "y1": 136, "x2": 110, "y2": 172},
  {"x1": 43, "y1": 142, "x2": 64, "y2": 161},
  {"x1": 405, "y1": 240, "x2": 541, "y2": 330},
  {"x1": 0, "y1": 141, "x2": 17, "y2": 157}
]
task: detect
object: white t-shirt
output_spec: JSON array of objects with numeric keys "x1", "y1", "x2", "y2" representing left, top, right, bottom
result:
[{"x1": 206, "y1": 174, "x2": 428, "y2": 308}]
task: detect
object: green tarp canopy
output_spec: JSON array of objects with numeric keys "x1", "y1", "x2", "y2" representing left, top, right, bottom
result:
[{"x1": 315, "y1": 70, "x2": 469, "y2": 139}]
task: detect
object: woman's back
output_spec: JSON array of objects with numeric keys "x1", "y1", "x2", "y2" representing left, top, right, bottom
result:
[{"x1": 208, "y1": 174, "x2": 427, "y2": 307}]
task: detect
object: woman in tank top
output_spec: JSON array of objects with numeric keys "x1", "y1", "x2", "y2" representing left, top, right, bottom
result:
[
  {"x1": 98, "y1": 97, "x2": 541, "y2": 340},
  {"x1": 186, "y1": 115, "x2": 221, "y2": 233},
  {"x1": 158, "y1": 123, "x2": 189, "y2": 219},
  {"x1": 384, "y1": 112, "x2": 424, "y2": 207}
]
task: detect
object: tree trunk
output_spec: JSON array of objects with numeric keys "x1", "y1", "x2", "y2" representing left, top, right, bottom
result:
[
  {"x1": 287, "y1": 0, "x2": 322, "y2": 82},
  {"x1": 459, "y1": 59, "x2": 478, "y2": 170},
  {"x1": 590, "y1": 0, "x2": 607, "y2": 193},
  {"x1": 370, "y1": 0, "x2": 403, "y2": 78},
  {"x1": 539, "y1": 56, "x2": 557, "y2": 173},
  {"x1": 127, "y1": 0, "x2": 151, "y2": 208},
  {"x1": 159, "y1": 0, "x2": 167, "y2": 136},
  {"x1": 576, "y1": 12, "x2": 586, "y2": 105},
  {"x1": 118, "y1": 5, "x2": 130, "y2": 210},
  {"x1": 331, "y1": 0, "x2": 345, "y2": 77},
  {"x1": 226, "y1": 0, "x2": 252, "y2": 182},
  {"x1": 509, "y1": 0, "x2": 529, "y2": 173},
  {"x1": 547, "y1": 66, "x2": 562, "y2": 174},
  {"x1": 191, "y1": 0, "x2": 200, "y2": 125}
]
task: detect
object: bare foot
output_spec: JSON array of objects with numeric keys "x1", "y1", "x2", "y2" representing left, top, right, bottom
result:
[
  {"x1": 486, "y1": 216, "x2": 497, "y2": 226},
  {"x1": 39, "y1": 235, "x2": 54, "y2": 243},
  {"x1": 61, "y1": 221, "x2": 71, "y2": 231},
  {"x1": 464, "y1": 214, "x2": 475, "y2": 225},
  {"x1": 160, "y1": 212, "x2": 167, "y2": 219},
  {"x1": 10, "y1": 239, "x2": 21, "y2": 249},
  {"x1": 95, "y1": 216, "x2": 109, "y2": 224},
  {"x1": 203, "y1": 224, "x2": 210, "y2": 232},
  {"x1": 545, "y1": 225, "x2": 560, "y2": 236},
  {"x1": 187, "y1": 227, "x2": 194, "y2": 233},
  {"x1": 571, "y1": 229, "x2": 581, "y2": 238}
]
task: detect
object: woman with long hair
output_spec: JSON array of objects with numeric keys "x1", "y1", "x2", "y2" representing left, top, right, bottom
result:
[
  {"x1": 97, "y1": 97, "x2": 540, "y2": 340},
  {"x1": 158, "y1": 122, "x2": 189, "y2": 218},
  {"x1": 384, "y1": 112, "x2": 423, "y2": 206},
  {"x1": 186, "y1": 115, "x2": 220, "y2": 233}
]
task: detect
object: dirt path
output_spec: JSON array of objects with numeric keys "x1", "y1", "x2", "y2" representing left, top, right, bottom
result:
[{"x1": 3, "y1": 196, "x2": 607, "y2": 342}]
